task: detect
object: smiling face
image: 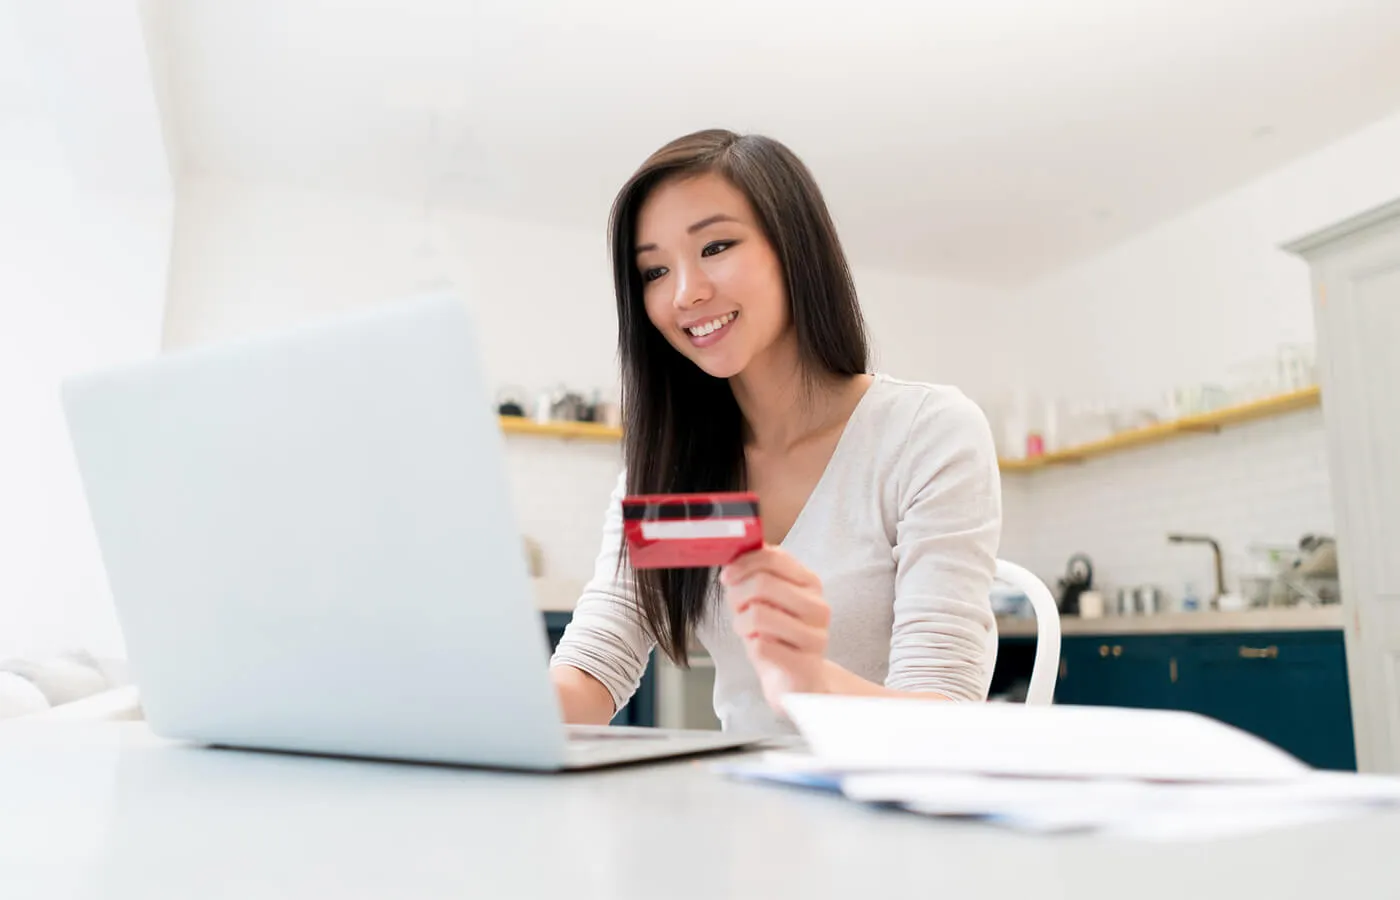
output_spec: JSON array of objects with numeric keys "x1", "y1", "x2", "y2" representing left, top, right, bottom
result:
[{"x1": 633, "y1": 172, "x2": 791, "y2": 380}]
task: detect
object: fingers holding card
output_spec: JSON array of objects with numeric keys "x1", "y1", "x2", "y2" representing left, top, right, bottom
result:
[{"x1": 622, "y1": 491, "x2": 831, "y2": 710}]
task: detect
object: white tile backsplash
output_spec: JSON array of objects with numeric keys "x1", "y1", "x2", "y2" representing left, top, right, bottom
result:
[
  {"x1": 503, "y1": 435, "x2": 621, "y2": 582},
  {"x1": 998, "y1": 408, "x2": 1334, "y2": 607}
]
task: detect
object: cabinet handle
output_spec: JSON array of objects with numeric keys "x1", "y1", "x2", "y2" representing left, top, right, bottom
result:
[
  {"x1": 1060, "y1": 658, "x2": 1068, "y2": 679},
  {"x1": 1170, "y1": 657, "x2": 1178, "y2": 683},
  {"x1": 1239, "y1": 645, "x2": 1279, "y2": 659},
  {"x1": 1112, "y1": 645, "x2": 1123, "y2": 657},
  {"x1": 1099, "y1": 644, "x2": 1109, "y2": 657}
]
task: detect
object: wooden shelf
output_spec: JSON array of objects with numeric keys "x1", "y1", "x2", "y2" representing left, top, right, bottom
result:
[
  {"x1": 499, "y1": 387, "x2": 1321, "y2": 460},
  {"x1": 499, "y1": 416, "x2": 622, "y2": 442},
  {"x1": 998, "y1": 386, "x2": 1321, "y2": 473}
]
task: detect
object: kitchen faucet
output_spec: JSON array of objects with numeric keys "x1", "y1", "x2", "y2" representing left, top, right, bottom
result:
[{"x1": 1167, "y1": 533, "x2": 1225, "y2": 604}]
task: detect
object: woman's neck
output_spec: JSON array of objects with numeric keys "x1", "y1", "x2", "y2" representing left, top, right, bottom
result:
[{"x1": 729, "y1": 333, "x2": 868, "y2": 453}]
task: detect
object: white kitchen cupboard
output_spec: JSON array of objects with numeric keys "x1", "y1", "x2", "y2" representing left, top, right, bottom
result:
[{"x1": 1286, "y1": 198, "x2": 1400, "y2": 773}]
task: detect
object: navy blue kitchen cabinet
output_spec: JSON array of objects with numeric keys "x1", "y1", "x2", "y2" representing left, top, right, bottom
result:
[
  {"x1": 1055, "y1": 635, "x2": 1185, "y2": 712},
  {"x1": 1179, "y1": 632, "x2": 1355, "y2": 771},
  {"x1": 543, "y1": 611, "x2": 656, "y2": 728},
  {"x1": 998, "y1": 629, "x2": 1356, "y2": 770}
]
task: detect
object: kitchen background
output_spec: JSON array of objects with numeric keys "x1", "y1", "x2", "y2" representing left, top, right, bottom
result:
[{"x1": 6, "y1": 1, "x2": 1400, "y2": 763}]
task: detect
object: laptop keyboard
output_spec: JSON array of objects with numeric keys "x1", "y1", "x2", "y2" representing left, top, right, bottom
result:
[{"x1": 566, "y1": 727, "x2": 667, "y2": 742}]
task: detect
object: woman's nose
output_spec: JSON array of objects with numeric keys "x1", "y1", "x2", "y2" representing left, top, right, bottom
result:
[{"x1": 672, "y1": 261, "x2": 713, "y2": 310}]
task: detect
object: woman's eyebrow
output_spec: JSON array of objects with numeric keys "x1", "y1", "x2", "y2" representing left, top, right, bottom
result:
[
  {"x1": 635, "y1": 213, "x2": 743, "y2": 256},
  {"x1": 686, "y1": 213, "x2": 740, "y2": 233}
]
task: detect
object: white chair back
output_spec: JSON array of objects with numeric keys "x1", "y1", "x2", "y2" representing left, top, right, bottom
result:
[{"x1": 992, "y1": 559, "x2": 1062, "y2": 705}]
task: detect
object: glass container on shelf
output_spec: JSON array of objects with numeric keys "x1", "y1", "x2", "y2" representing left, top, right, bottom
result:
[
  {"x1": 990, "y1": 386, "x2": 1040, "y2": 460},
  {"x1": 1225, "y1": 343, "x2": 1317, "y2": 405}
]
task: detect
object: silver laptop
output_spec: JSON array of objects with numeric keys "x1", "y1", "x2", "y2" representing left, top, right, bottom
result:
[{"x1": 61, "y1": 292, "x2": 756, "y2": 770}]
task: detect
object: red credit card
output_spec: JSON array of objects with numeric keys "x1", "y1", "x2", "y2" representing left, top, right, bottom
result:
[{"x1": 622, "y1": 492, "x2": 763, "y2": 569}]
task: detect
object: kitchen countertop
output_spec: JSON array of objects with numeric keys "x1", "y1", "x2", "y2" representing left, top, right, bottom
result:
[
  {"x1": 538, "y1": 581, "x2": 1346, "y2": 635},
  {"x1": 998, "y1": 605, "x2": 1345, "y2": 637}
]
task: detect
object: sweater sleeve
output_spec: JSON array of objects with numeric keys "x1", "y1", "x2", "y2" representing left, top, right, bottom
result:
[
  {"x1": 549, "y1": 470, "x2": 656, "y2": 713},
  {"x1": 885, "y1": 390, "x2": 1001, "y2": 700}
]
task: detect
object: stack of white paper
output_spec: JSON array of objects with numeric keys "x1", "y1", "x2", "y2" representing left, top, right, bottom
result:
[{"x1": 716, "y1": 696, "x2": 1400, "y2": 841}]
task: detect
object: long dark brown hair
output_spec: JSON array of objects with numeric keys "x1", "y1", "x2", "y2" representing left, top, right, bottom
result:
[{"x1": 609, "y1": 129, "x2": 869, "y2": 665}]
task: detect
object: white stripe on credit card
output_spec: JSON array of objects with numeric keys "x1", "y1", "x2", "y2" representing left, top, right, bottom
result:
[{"x1": 640, "y1": 519, "x2": 747, "y2": 540}]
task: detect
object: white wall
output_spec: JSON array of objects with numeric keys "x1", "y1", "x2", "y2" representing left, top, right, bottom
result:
[
  {"x1": 857, "y1": 268, "x2": 1020, "y2": 404},
  {"x1": 0, "y1": 0, "x2": 173, "y2": 659},
  {"x1": 163, "y1": 176, "x2": 1014, "y2": 579},
  {"x1": 1015, "y1": 107, "x2": 1400, "y2": 405},
  {"x1": 996, "y1": 107, "x2": 1400, "y2": 596},
  {"x1": 164, "y1": 177, "x2": 620, "y2": 396},
  {"x1": 0, "y1": 119, "x2": 171, "y2": 658}
]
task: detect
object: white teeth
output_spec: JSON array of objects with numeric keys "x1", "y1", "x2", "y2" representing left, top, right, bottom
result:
[{"x1": 687, "y1": 312, "x2": 737, "y2": 337}]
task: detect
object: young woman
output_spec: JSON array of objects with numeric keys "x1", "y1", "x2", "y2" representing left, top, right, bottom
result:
[{"x1": 550, "y1": 129, "x2": 1001, "y2": 735}]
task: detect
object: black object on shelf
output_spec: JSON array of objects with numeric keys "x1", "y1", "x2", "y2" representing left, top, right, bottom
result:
[{"x1": 496, "y1": 386, "x2": 528, "y2": 417}]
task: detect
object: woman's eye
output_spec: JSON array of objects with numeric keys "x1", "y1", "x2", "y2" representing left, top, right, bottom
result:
[
  {"x1": 701, "y1": 240, "x2": 735, "y2": 258},
  {"x1": 641, "y1": 266, "x2": 668, "y2": 284}
]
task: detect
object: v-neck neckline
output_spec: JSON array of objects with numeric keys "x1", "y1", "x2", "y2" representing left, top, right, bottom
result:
[{"x1": 772, "y1": 374, "x2": 882, "y2": 550}]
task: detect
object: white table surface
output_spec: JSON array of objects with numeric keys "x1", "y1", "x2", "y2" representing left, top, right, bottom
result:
[{"x1": 3, "y1": 722, "x2": 1396, "y2": 900}]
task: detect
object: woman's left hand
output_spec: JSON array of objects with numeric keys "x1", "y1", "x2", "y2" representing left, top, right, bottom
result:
[{"x1": 720, "y1": 545, "x2": 831, "y2": 712}]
